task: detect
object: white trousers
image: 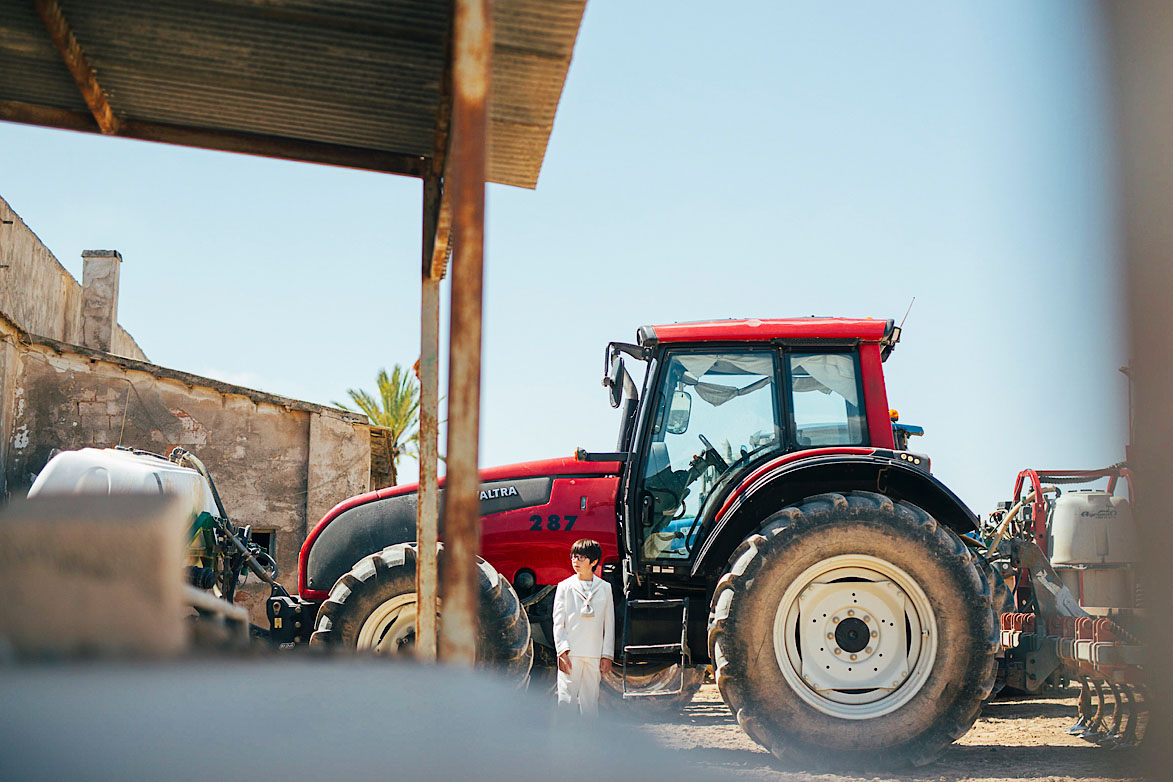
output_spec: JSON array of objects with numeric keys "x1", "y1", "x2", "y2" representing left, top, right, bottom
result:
[{"x1": 556, "y1": 655, "x2": 602, "y2": 718}]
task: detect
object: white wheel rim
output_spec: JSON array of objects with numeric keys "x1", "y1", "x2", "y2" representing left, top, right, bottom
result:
[
  {"x1": 357, "y1": 594, "x2": 418, "y2": 654},
  {"x1": 772, "y1": 554, "x2": 938, "y2": 719}
]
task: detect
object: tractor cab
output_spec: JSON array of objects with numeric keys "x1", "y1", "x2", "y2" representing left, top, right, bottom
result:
[{"x1": 600, "y1": 318, "x2": 901, "y2": 584}]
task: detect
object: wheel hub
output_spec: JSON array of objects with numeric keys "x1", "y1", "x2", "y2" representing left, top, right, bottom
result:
[
  {"x1": 774, "y1": 555, "x2": 937, "y2": 719},
  {"x1": 797, "y1": 576, "x2": 914, "y2": 693},
  {"x1": 356, "y1": 594, "x2": 418, "y2": 654},
  {"x1": 834, "y1": 617, "x2": 870, "y2": 654}
]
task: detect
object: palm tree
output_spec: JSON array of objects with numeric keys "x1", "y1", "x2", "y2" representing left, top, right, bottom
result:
[{"x1": 336, "y1": 365, "x2": 419, "y2": 487}]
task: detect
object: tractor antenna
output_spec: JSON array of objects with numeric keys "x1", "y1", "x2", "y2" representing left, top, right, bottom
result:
[{"x1": 898, "y1": 297, "x2": 916, "y2": 330}]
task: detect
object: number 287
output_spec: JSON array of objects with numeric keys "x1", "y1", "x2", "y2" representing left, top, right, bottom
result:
[{"x1": 529, "y1": 514, "x2": 577, "y2": 532}]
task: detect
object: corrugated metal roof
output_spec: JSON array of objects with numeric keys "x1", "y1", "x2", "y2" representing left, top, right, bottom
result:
[{"x1": 0, "y1": 0, "x2": 585, "y2": 188}]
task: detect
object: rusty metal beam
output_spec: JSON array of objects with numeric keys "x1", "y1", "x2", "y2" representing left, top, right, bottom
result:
[
  {"x1": 34, "y1": 0, "x2": 120, "y2": 135},
  {"x1": 414, "y1": 5, "x2": 455, "y2": 661},
  {"x1": 0, "y1": 101, "x2": 428, "y2": 178},
  {"x1": 426, "y1": 20, "x2": 455, "y2": 282},
  {"x1": 425, "y1": 168, "x2": 454, "y2": 281},
  {"x1": 438, "y1": 0, "x2": 491, "y2": 667},
  {"x1": 415, "y1": 174, "x2": 443, "y2": 662}
]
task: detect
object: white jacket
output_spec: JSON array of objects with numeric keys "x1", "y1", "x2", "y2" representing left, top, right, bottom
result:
[{"x1": 553, "y1": 575, "x2": 615, "y2": 660}]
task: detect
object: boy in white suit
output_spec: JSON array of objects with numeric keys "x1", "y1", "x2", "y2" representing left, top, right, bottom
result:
[{"x1": 553, "y1": 538, "x2": 615, "y2": 717}]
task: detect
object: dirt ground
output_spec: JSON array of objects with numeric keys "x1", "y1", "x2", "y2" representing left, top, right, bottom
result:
[{"x1": 631, "y1": 684, "x2": 1146, "y2": 782}]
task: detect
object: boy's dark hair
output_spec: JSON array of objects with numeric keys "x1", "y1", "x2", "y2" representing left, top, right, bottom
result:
[{"x1": 571, "y1": 538, "x2": 602, "y2": 566}]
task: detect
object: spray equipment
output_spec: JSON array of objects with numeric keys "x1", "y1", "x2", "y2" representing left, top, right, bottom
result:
[
  {"x1": 983, "y1": 463, "x2": 1145, "y2": 747},
  {"x1": 168, "y1": 447, "x2": 282, "y2": 600}
]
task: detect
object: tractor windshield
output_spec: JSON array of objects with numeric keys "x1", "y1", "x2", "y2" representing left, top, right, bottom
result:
[{"x1": 640, "y1": 350, "x2": 782, "y2": 560}]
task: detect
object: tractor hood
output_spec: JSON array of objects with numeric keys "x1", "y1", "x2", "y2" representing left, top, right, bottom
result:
[
  {"x1": 299, "y1": 455, "x2": 623, "y2": 598},
  {"x1": 332, "y1": 455, "x2": 622, "y2": 505}
]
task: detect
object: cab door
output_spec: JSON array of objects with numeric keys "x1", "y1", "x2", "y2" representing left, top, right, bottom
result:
[{"x1": 625, "y1": 348, "x2": 784, "y2": 570}]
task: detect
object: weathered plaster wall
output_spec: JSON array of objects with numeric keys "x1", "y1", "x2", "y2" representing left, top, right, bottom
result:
[
  {"x1": 0, "y1": 316, "x2": 25, "y2": 497},
  {"x1": 0, "y1": 196, "x2": 146, "y2": 361},
  {"x1": 307, "y1": 413, "x2": 370, "y2": 528},
  {"x1": 1, "y1": 332, "x2": 370, "y2": 622},
  {"x1": 113, "y1": 325, "x2": 147, "y2": 361}
]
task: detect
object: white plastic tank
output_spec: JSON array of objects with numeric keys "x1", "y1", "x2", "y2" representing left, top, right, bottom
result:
[
  {"x1": 29, "y1": 447, "x2": 218, "y2": 521},
  {"x1": 1048, "y1": 490, "x2": 1138, "y2": 610}
]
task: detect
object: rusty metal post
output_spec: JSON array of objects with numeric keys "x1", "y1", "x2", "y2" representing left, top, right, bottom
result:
[
  {"x1": 415, "y1": 175, "x2": 443, "y2": 662},
  {"x1": 438, "y1": 0, "x2": 491, "y2": 666}
]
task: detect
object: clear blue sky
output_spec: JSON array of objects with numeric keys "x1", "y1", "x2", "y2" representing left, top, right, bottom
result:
[{"x1": 0, "y1": 1, "x2": 1126, "y2": 516}]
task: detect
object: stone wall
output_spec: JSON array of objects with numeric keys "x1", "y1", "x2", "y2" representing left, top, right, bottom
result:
[
  {"x1": 0, "y1": 316, "x2": 371, "y2": 622},
  {"x1": 0, "y1": 196, "x2": 146, "y2": 361}
]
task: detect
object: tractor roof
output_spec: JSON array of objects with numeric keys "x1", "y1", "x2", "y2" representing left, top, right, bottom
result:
[{"x1": 638, "y1": 317, "x2": 895, "y2": 346}]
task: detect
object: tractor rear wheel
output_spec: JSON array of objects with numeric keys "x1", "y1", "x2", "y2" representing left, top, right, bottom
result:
[
  {"x1": 310, "y1": 543, "x2": 532, "y2": 684},
  {"x1": 708, "y1": 492, "x2": 997, "y2": 768}
]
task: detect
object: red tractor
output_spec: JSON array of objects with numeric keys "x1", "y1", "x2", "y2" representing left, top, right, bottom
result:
[{"x1": 269, "y1": 317, "x2": 1000, "y2": 767}]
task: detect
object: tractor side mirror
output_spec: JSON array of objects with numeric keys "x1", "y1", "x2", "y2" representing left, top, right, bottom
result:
[
  {"x1": 666, "y1": 391, "x2": 692, "y2": 435},
  {"x1": 606, "y1": 356, "x2": 626, "y2": 409}
]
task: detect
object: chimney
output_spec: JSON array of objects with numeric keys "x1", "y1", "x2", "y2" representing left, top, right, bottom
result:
[{"x1": 81, "y1": 250, "x2": 121, "y2": 353}]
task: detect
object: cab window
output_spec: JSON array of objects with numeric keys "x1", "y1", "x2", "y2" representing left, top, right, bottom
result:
[
  {"x1": 639, "y1": 350, "x2": 782, "y2": 560},
  {"x1": 787, "y1": 352, "x2": 866, "y2": 446}
]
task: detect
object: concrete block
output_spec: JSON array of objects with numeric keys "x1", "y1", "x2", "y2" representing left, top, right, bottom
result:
[{"x1": 0, "y1": 494, "x2": 188, "y2": 657}]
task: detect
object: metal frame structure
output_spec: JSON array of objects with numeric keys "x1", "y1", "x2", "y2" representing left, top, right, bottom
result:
[{"x1": 0, "y1": 0, "x2": 587, "y2": 666}]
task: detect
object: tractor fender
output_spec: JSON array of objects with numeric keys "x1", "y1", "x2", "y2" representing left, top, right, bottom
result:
[
  {"x1": 301, "y1": 490, "x2": 420, "y2": 599},
  {"x1": 690, "y1": 453, "x2": 979, "y2": 577}
]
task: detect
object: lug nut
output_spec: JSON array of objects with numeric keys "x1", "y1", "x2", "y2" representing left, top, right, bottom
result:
[
  {"x1": 849, "y1": 654, "x2": 857, "y2": 661},
  {"x1": 865, "y1": 647, "x2": 872, "y2": 654},
  {"x1": 833, "y1": 649, "x2": 841, "y2": 655},
  {"x1": 832, "y1": 616, "x2": 840, "y2": 624},
  {"x1": 871, "y1": 631, "x2": 878, "y2": 638},
  {"x1": 826, "y1": 633, "x2": 834, "y2": 639},
  {"x1": 847, "y1": 610, "x2": 855, "y2": 617},
  {"x1": 863, "y1": 615, "x2": 871, "y2": 622}
]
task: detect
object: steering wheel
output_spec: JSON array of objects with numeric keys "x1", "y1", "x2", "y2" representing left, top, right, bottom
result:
[{"x1": 697, "y1": 434, "x2": 729, "y2": 472}]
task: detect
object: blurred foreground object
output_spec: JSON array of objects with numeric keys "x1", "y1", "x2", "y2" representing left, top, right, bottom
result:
[
  {"x1": 1106, "y1": 0, "x2": 1173, "y2": 774},
  {"x1": 0, "y1": 661, "x2": 712, "y2": 781},
  {"x1": 0, "y1": 493, "x2": 187, "y2": 657}
]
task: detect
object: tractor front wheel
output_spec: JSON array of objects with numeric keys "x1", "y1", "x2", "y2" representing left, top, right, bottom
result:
[
  {"x1": 708, "y1": 492, "x2": 997, "y2": 768},
  {"x1": 310, "y1": 543, "x2": 532, "y2": 684}
]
